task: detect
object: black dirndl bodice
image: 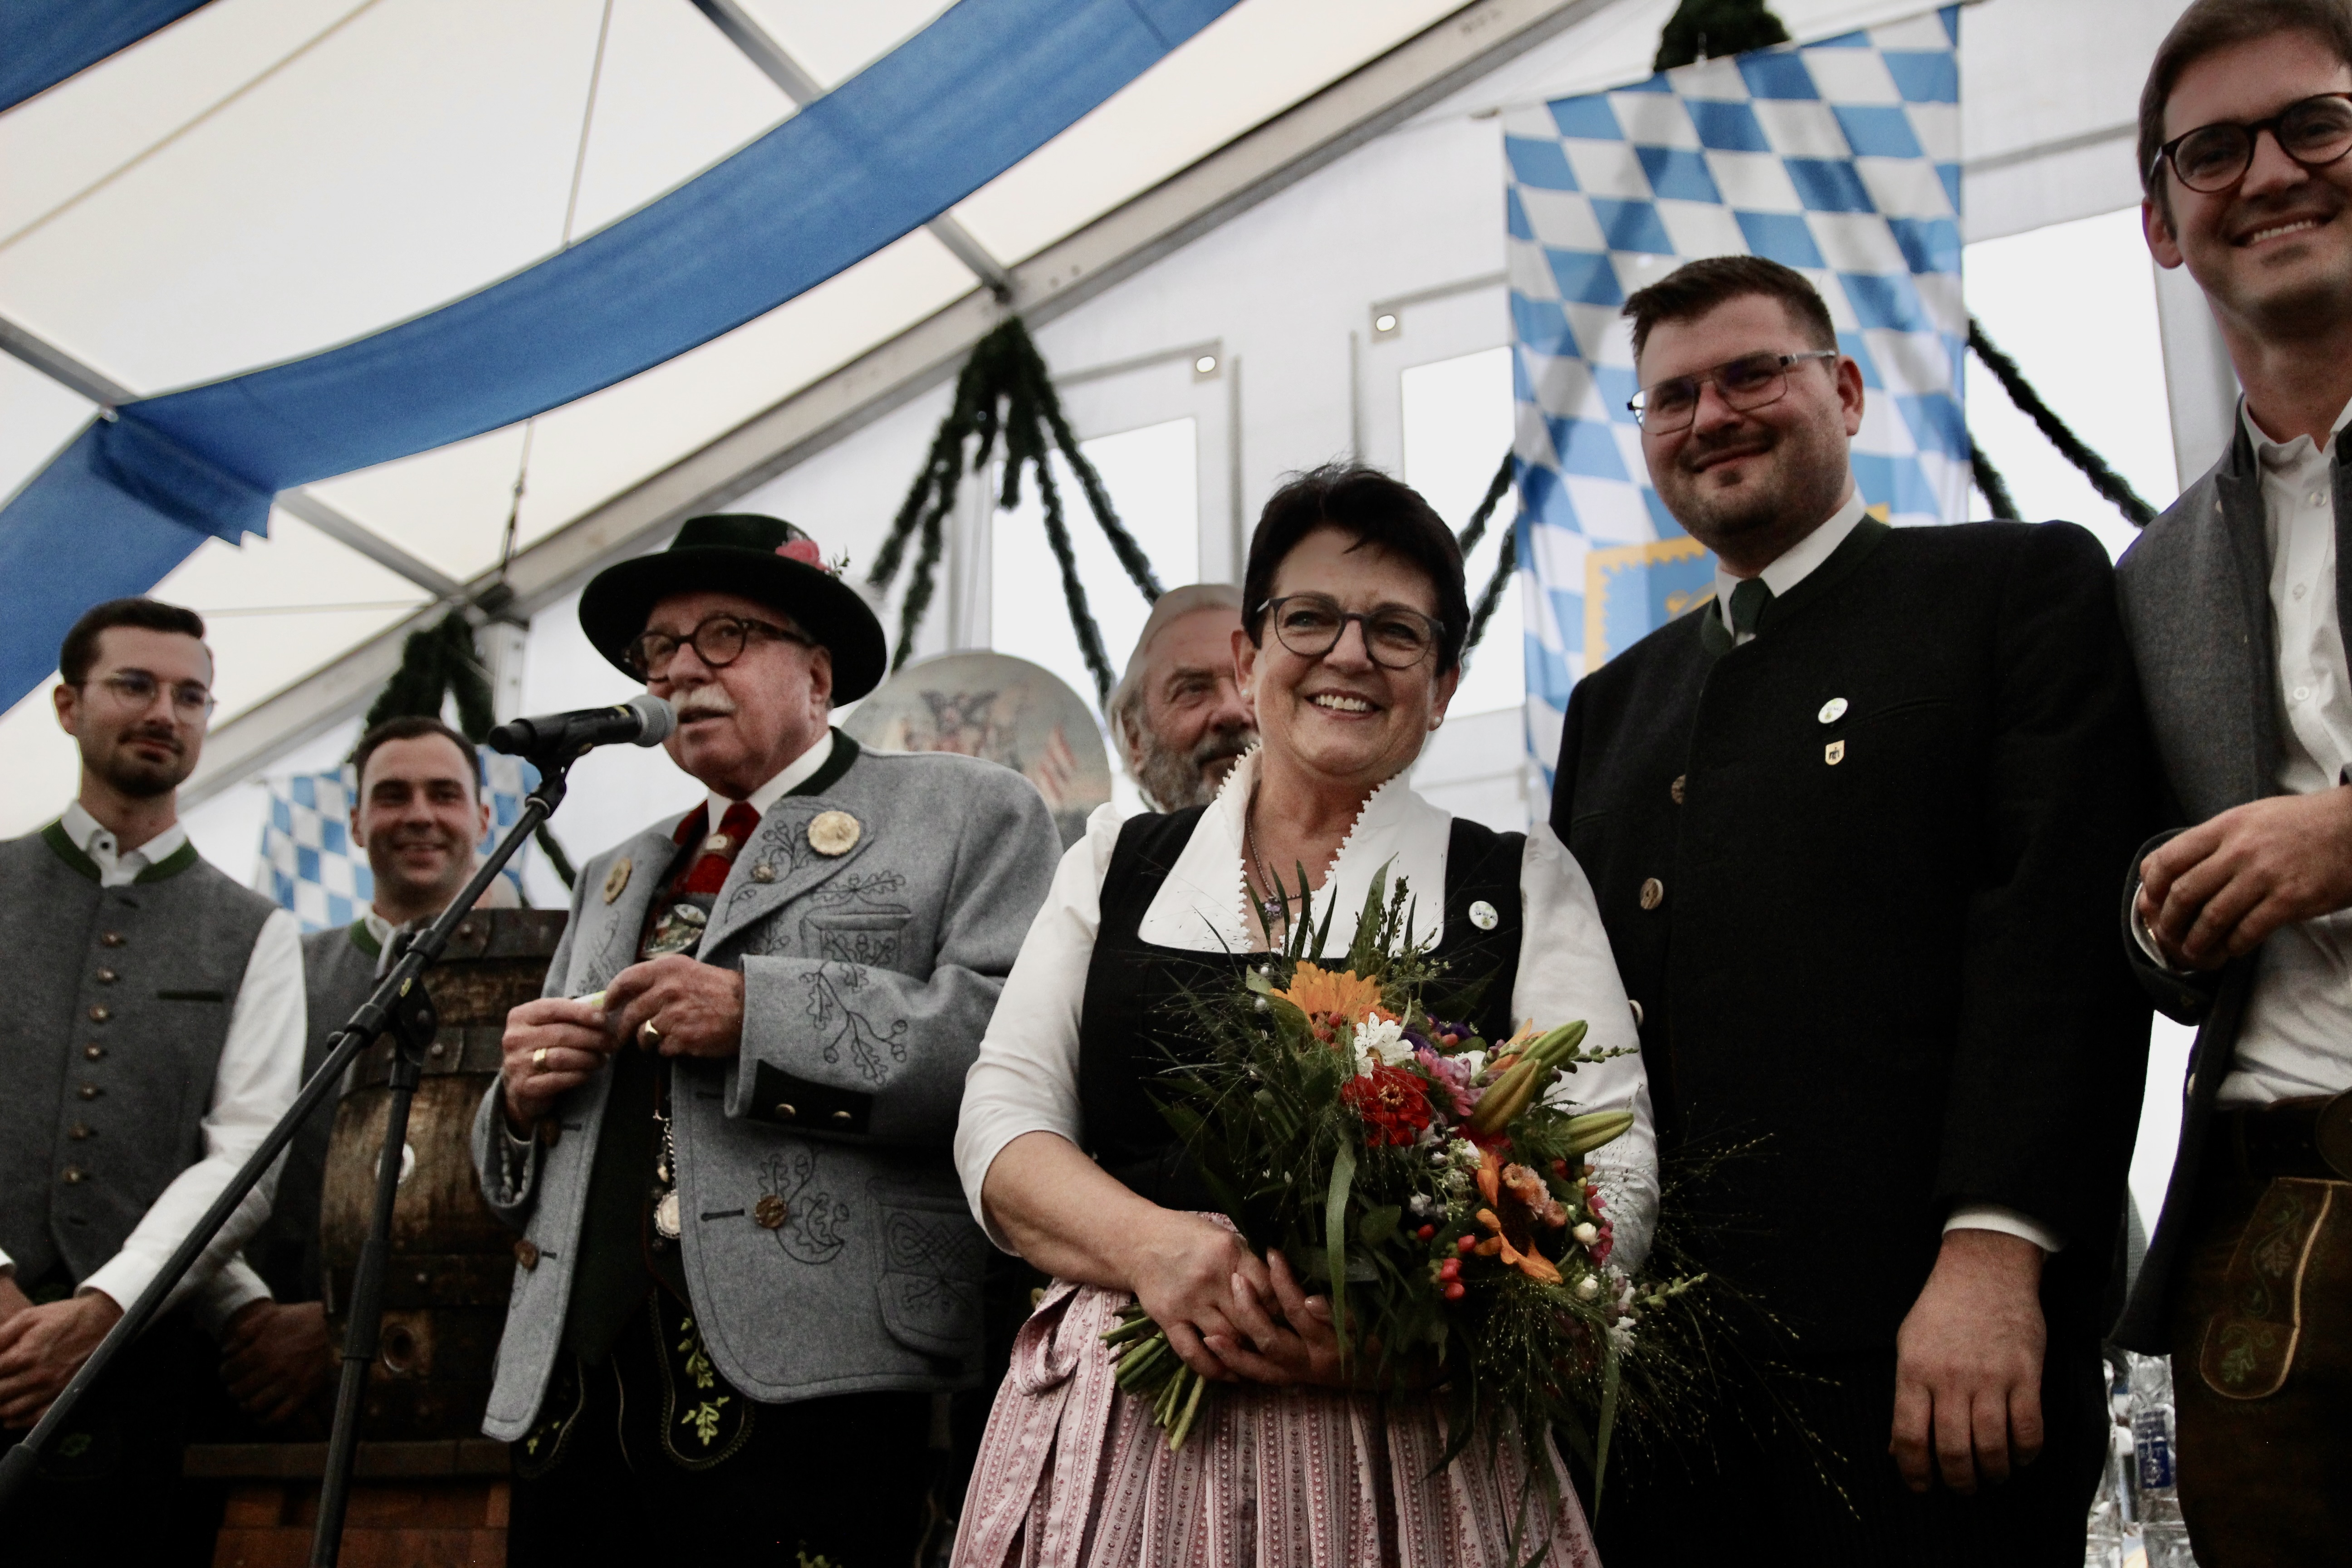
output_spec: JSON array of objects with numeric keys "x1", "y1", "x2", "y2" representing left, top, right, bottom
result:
[{"x1": 1075, "y1": 804, "x2": 1528, "y2": 1208}]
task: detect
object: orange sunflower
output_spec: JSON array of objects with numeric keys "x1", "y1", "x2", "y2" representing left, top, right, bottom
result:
[{"x1": 1269, "y1": 963, "x2": 1393, "y2": 1041}]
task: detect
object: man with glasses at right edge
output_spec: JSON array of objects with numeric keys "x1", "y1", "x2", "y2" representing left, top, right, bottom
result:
[{"x1": 2117, "y1": 4, "x2": 2352, "y2": 1561}]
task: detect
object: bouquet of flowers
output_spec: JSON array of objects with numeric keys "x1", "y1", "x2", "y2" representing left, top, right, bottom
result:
[{"x1": 1104, "y1": 869, "x2": 1696, "y2": 1485}]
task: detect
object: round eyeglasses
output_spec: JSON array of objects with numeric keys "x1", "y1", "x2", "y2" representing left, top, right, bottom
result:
[
  {"x1": 1259, "y1": 595, "x2": 1444, "y2": 669},
  {"x1": 625, "y1": 613, "x2": 808, "y2": 679},
  {"x1": 1628, "y1": 349, "x2": 1839, "y2": 434},
  {"x1": 88, "y1": 669, "x2": 215, "y2": 722},
  {"x1": 2153, "y1": 92, "x2": 2352, "y2": 195}
]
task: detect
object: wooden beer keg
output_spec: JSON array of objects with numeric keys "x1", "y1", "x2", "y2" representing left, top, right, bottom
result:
[{"x1": 319, "y1": 907, "x2": 567, "y2": 1441}]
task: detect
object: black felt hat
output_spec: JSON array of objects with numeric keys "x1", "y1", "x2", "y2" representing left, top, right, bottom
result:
[{"x1": 578, "y1": 514, "x2": 887, "y2": 702}]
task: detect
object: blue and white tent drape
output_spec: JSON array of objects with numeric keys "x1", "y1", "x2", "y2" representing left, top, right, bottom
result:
[
  {"x1": 257, "y1": 747, "x2": 538, "y2": 931},
  {"x1": 1507, "y1": 6, "x2": 1966, "y2": 783}
]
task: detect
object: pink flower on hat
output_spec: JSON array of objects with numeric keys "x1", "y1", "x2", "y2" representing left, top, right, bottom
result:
[{"x1": 776, "y1": 539, "x2": 823, "y2": 566}]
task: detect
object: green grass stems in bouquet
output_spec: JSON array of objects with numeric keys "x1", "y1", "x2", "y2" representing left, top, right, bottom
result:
[{"x1": 1103, "y1": 867, "x2": 1700, "y2": 1499}]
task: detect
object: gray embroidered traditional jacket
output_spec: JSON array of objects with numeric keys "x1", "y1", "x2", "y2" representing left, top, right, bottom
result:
[{"x1": 472, "y1": 734, "x2": 1058, "y2": 1436}]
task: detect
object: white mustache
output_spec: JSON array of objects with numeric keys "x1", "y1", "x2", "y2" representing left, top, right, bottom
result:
[{"x1": 673, "y1": 689, "x2": 739, "y2": 720}]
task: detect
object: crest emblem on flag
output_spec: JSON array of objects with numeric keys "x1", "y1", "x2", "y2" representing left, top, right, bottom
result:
[{"x1": 1506, "y1": 6, "x2": 1966, "y2": 781}]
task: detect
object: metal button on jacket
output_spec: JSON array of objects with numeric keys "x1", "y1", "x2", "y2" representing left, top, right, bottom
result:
[
  {"x1": 1669, "y1": 774, "x2": 1686, "y2": 805},
  {"x1": 62, "y1": 1167, "x2": 86, "y2": 1184},
  {"x1": 87, "y1": 1004, "x2": 110, "y2": 1024},
  {"x1": 100, "y1": 931, "x2": 125, "y2": 948},
  {"x1": 94, "y1": 968, "x2": 118, "y2": 985},
  {"x1": 68, "y1": 1124, "x2": 92, "y2": 1141},
  {"x1": 514, "y1": 1238, "x2": 540, "y2": 1270},
  {"x1": 83, "y1": 1044, "x2": 104, "y2": 1060},
  {"x1": 1638, "y1": 877, "x2": 1665, "y2": 911},
  {"x1": 774, "y1": 1102, "x2": 797, "y2": 1121},
  {"x1": 78, "y1": 1085, "x2": 100, "y2": 1100}
]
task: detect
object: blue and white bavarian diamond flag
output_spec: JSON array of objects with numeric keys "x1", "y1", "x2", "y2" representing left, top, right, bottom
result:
[
  {"x1": 257, "y1": 747, "x2": 538, "y2": 931},
  {"x1": 1507, "y1": 6, "x2": 1965, "y2": 780}
]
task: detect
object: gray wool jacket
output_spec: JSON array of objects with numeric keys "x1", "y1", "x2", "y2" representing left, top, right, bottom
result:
[
  {"x1": 471, "y1": 733, "x2": 1058, "y2": 1436},
  {"x1": 2110, "y1": 414, "x2": 2323, "y2": 1349}
]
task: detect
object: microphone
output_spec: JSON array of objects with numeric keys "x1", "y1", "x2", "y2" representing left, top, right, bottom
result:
[{"x1": 486, "y1": 694, "x2": 675, "y2": 758}]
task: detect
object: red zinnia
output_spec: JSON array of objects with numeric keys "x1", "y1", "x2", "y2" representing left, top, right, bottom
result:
[{"x1": 1343, "y1": 1063, "x2": 1433, "y2": 1147}]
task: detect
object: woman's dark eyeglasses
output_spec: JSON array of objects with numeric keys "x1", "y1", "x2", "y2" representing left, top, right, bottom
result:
[
  {"x1": 1629, "y1": 350, "x2": 1838, "y2": 433},
  {"x1": 1259, "y1": 595, "x2": 1444, "y2": 669},
  {"x1": 625, "y1": 613, "x2": 808, "y2": 678},
  {"x1": 2152, "y1": 92, "x2": 2352, "y2": 195}
]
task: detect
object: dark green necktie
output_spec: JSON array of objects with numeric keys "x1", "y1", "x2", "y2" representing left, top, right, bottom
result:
[{"x1": 1728, "y1": 576, "x2": 1774, "y2": 638}]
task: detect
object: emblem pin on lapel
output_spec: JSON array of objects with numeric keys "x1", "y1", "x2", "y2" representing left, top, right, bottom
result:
[
  {"x1": 1825, "y1": 740, "x2": 1847, "y2": 765},
  {"x1": 1818, "y1": 697, "x2": 1848, "y2": 724},
  {"x1": 602, "y1": 858, "x2": 632, "y2": 904},
  {"x1": 808, "y1": 810, "x2": 860, "y2": 856},
  {"x1": 1468, "y1": 900, "x2": 1499, "y2": 931}
]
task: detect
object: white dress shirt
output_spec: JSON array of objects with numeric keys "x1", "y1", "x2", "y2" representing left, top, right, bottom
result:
[
  {"x1": 1713, "y1": 488, "x2": 1869, "y2": 644},
  {"x1": 954, "y1": 748, "x2": 1662, "y2": 1271},
  {"x1": 0, "y1": 806, "x2": 305, "y2": 1322},
  {"x1": 1710, "y1": 487, "x2": 2064, "y2": 1254},
  {"x1": 2221, "y1": 396, "x2": 2352, "y2": 1108},
  {"x1": 704, "y1": 726, "x2": 833, "y2": 826}
]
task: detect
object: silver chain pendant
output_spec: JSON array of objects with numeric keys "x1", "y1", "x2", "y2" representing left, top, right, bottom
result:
[{"x1": 655, "y1": 1189, "x2": 681, "y2": 1240}]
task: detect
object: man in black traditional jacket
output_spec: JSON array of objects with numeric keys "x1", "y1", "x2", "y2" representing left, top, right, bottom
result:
[{"x1": 1550, "y1": 256, "x2": 2155, "y2": 1565}]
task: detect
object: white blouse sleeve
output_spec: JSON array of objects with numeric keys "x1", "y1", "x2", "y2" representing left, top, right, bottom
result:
[
  {"x1": 1513, "y1": 823, "x2": 1660, "y2": 1275},
  {"x1": 954, "y1": 802, "x2": 1124, "y2": 1250}
]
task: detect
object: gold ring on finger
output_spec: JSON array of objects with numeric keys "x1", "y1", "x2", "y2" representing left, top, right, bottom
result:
[
  {"x1": 641, "y1": 1021, "x2": 662, "y2": 1046},
  {"x1": 532, "y1": 1047, "x2": 548, "y2": 1068}
]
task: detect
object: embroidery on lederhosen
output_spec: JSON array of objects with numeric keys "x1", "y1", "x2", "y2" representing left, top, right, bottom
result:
[
  {"x1": 2200, "y1": 1176, "x2": 2338, "y2": 1399},
  {"x1": 512, "y1": 1353, "x2": 589, "y2": 1480},
  {"x1": 652, "y1": 1292, "x2": 755, "y2": 1469}
]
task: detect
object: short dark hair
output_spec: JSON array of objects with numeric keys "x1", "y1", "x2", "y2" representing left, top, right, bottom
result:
[
  {"x1": 1621, "y1": 255, "x2": 1838, "y2": 365},
  {"x1": 1241, "y1": 464, "x2": 1470, "y2": 674},
  {"x1": 2138, "y1": 0, "x2": 2352, "y2": 216},
  {"x1": 59, "y1": 598, "x2": 206, "y2": 686},
  {"x1": 349, "y1": 715, "x2": 480, "y2": 799}
]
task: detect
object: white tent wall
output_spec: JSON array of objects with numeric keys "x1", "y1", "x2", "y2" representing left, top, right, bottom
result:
[{"x1": 9, "y1": 0, "x2": 2208, "y2": 873}]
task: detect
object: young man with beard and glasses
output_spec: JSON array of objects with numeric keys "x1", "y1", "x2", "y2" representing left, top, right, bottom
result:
[
  {"x1": 202, "y1": 716, "x2": 498, "y2": 1434},
  {"x1": 0, "y1": 598, "x2": 302, "y2": 1558},
  {"x1": 2115, "y1": 4, "x2": 2352, "y2": 1559},
  {"x1": 478, "y1": 516, "x2": 1058, "y2": 1566},
  {"x1": 1548, "y1": 256, "x2": 2156, "y2": 1565},
  {"x1": 1107, "y1": 584, "x2": 1259, "y2": 812}
]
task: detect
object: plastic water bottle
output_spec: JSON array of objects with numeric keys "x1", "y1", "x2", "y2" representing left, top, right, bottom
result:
[
  {"x1": 2128, "y1": 1353, "x2": 2198, "y2": 1567},
  {"x1": 2083, "y1": 1446, "x2": 2124, "y2": 1568}
]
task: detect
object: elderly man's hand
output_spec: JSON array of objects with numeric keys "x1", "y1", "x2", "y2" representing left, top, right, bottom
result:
[
  {"x1": 603, "y1": 955, "x2": 745, "y2": 1060},
  {"x1": 0, "y1": 1292, "x2": 122, "y2": 1428},
  {"x1": 220, "y1": 1300, "x2": 334, "y2": 1428},
  {"x1": 501, "y1": 995, "x2": 616, "y2": 1130}
]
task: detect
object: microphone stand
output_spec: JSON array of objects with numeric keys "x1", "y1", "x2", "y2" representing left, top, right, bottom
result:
[{"x1": 0, "y1": 751, "x2": 579, "y2": 1567}]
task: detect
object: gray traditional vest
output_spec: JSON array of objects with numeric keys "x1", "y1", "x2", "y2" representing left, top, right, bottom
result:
[
  {"x1": 0, "y1": 823, "x2": 278, "y2": 1289},
  {"x1": 241, "y1": 921, "x2": 380, "y2": 1301}
]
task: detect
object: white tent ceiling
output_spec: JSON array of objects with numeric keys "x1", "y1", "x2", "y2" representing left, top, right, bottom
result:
[{"x1": 0, "y1": 0, "x2": 2192, "y2": 836}]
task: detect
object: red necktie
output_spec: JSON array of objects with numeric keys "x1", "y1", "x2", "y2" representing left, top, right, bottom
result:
[{"x1": 673, "y1": 801, "x2": 761, "y2": 894}]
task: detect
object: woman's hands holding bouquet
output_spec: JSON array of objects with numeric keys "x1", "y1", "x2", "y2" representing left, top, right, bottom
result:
[{"x1": 1124, "y1": 1212, "x2": 1343, "y2": 1388}]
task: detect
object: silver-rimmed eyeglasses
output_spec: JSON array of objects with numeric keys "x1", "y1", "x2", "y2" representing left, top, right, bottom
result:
[
  {"x1": 1629, "y1": 349, "x2": 1838, "y2": 433},
  {"x1": 88, "y1": 669, "x2": 215, "y2": 721}
]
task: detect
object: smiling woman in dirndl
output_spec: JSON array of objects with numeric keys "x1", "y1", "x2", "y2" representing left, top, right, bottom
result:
[{"x1": 951, "y1": 465, "x2": 1658, "y2": 1566}]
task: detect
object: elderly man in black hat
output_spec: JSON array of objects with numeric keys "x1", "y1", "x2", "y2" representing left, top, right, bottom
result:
[{"x1": 475, "y1": 515, "x2": 1059, "y2": 1566}]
